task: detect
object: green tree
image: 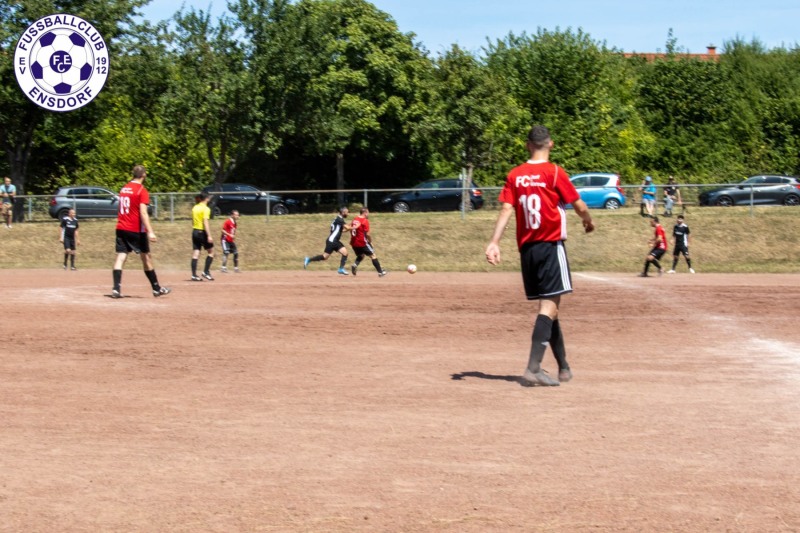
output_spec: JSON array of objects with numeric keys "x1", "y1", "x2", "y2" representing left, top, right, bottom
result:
[
  {"x1": 413, "y1": 45, "x2": 529, "y2": 189},
  {"x1": 0, "y1": 0, "x2": 146, "y2": 201},
  {"x1": 164, "y1": 8, "x2": 264, "y2": 188},
  {"x1": 237, "y1": 0, "x2": 429, "y2": 195},
  {"x1": 486, "y1": 28, "x2": 644, "y2": 180}
]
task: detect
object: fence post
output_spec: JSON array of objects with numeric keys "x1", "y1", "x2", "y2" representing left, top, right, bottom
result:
[{"x1": 170, "y1": 193, "x2": 175, "y2": 223}]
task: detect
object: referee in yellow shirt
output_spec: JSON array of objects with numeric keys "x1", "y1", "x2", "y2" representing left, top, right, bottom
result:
[{"x1": 191, "y1": 192, "x2": 215, "y2": 281}]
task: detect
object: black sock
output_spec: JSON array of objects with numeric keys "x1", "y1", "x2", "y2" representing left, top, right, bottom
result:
[
  {"x1": 339, "y1": 256, "x2": 347, "y2": 269},
  {"x1": 204, "y1": 255, "x2": 213, "y2": 273},
  {"x1": 686, "y1": 258, "x2": 693, "y2": 269},
  {"x1": 310, "y1": 255, "x2": 325, "y2": 262},
  {"x1": 64, "y1": 253, "x2": 69, "y2": 266},
  {"x1": 643, "y1": 261, "x2": 650, "y2": 274},
  {"x1": 652, "y1": 258, "x2": 662, "y2": 270},
  {"x1": 113, "y1": 269, "x2": 122, "y2": 291},
  {"x1": 372, "y1": 258, "x2": 383, "y2": 272},
  {"x1": 70, "y1": 255, "x2": 75, "y2": 267},
  {"x1": 550, "y1": 319, "x2": 568, "y2": 370},
  {"x1": 672, "y1": 258, "x2": 678, "y2": 270},
  {"x1": 191, "y1": 258, "x2": 198, "y2": 276},
  {"x1": 145, "y1": 269, "x2": 160, "y2": 290},
  {"x1": 527, "y1": 315, "x2": 553, "y2": 373},
  {"x1": 233, "y1": 254, "x2": 238, "y2": 267}
]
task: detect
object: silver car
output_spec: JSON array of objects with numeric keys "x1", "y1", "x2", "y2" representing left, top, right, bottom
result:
[
  {"x1": 698, "y1": 175, "x2": 800, "y2": 206},
  {"x1": 48, "y1": 186, "x2": 120, "y2": 219}
]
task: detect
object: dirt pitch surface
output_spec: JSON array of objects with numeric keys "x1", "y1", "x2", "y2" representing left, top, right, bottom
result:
[{"x1": 2, "y1": 269, "x2": 799, "y2": 532}]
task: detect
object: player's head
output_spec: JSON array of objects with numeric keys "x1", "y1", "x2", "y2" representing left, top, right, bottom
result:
[
  {"x1": 338, "y1": 206, "x2": 349, "y2": 217},
  {"x1": 68, "y1": 208, "x2": 76, "y2": 217},
  {"x1": 360, "y1": 207, "x2": 369, "y2": 216},
  {"x1": 230, "y1": 210, "x2": 239, "y2": 219},
  {"x1": 651, "y1": 216, "x2": 660, "y2": 226},
  {"x1": 526, "y1": 125, "x2": 552, "y2": 151},
  {"x1": 196, "y1": 191, "x2": 210, "y2": 203},
  {"x1": 132, "y1": 165, "x2": 147, "y2": 180},
  {"x1": 677, "y1": 215, "x2": 684, "y2": 222}
]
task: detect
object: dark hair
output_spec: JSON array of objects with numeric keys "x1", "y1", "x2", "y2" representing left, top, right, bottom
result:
[
  {"x1": 527, "y1": 125, "x2": 551, "y2": 148},
  {"x1": 338, "y1": 206, "x2": 348, "y2": 214},
  {"x1": 132, "y1": 165, "x2": 146, "y2": 179},
  {"x1": 652, "y1": 216, "x2": 660, "y2": 223},
  {"x1": 196, "y1": 192, "x2": 210, "y2": 202}
]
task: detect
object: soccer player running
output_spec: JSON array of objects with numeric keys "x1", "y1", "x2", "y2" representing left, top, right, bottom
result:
[
  {"x1": 191, "y1": 192, "x2": 215, "y2": 281},
  {"x1": 112, "y1": 165, "x2": 170, "y2": 298},
  {"x1": 303, "y1": 206, "x2": 351, "y2": 275},
  {"x1": 59, "y1": 208, "x2": 80, "y2": 270},
  {"x1": 640, "y1": 216, "x2": 667, "y2": 277},
  {"x1": 668, "y1": 214, "x2": 695, "y2": 273},
  {"x1": 220, "y1": 210, "x2": 240, "y2": 273},
  {"x1": 485, "y1": 125, "x2": 594, "y2": 387},
  {"x1": 349, "y1": 207, "x2": 387, "y2": 277}
]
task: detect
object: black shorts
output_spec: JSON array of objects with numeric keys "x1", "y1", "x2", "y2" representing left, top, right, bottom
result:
[
  {"x1": 192, "y1": 229, "x2": 213, "y2": 251},
  {"x1": 221, "y1": 240, "x2": 238, "y2": 255},
  {"x1": 63, "y1": 236, "x2": 76, "y2": 250},
  {"x1": 352, "y1": 244, "x2": 375, "y2": 257},
  {"x1": 520, "y1": 240, "x2": 573, "y2": 300},
  {"x1": 116, "y1": 230, "x2": 150, "y2": 254},
  {"x1": 673, "y1": 244, "x2": 689, "y2": 256},
  {"x1": 324, "y1": 239, "x2": 346, "y2": 255},
  {"x1": 649, "y1": 248, "x2": 666, "y2": 260}
]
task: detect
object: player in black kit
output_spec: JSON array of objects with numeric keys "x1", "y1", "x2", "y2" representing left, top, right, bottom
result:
[
  {"x1": 303, "y1": 206, "x2": 351, "y2": 275},
  {"x1": 668, "y1": 215, "x2": 695, "y2": 274},
  {"x1": 59, "y1": 208, "x2": 80, "y2": 270}
]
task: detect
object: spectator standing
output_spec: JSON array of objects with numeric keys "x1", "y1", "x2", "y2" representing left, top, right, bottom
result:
[
  {"x1": 640, "y1": 176, "x2": 656, "y2": 218},
  {"x1": 668, "y1": 215, "x2": 695, "y2": 273},
  {"x1": 663, "y1": 176, "x2": 683, "y2": 217},
  {"x1": 59, "y1": 208, "x2": 80, "y2": 270},
  {"x1": 111, "y1": 165, "x2": 170, "y2": 298},
  {"x1": 220, "y1": 210, "x2": 240, "y2": 273},
  {"x1": 485, "y1": 125, "x2": 595, "y2": 387},
  {"x1": 1, "y1": 176, "x2": 16, "y2": 229},
  {"x1": 349, "y1": 207, "x2": 387, "y2": 277},
  {"x1": 639, "y1": 216, "x2": 667, "y2": 277}
]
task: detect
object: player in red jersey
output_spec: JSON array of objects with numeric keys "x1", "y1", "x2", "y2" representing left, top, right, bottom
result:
[
  {"x1": 485, "y1": 125, "x2": 594, "y2": 387},
  {"x1": 349, "y1": 207, "x2": 387, "y2": 277},
  {"x1": 639, "y1": 216, "x2": 668, "y2": 277},
  {"x1": 111, "y1": 165, "x2": 170, "y2": 298},
  {"x1": 220, "y1": 210, "x2": 240, "y2": 273}
]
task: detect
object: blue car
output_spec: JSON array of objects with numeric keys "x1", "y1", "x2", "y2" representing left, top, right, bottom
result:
[{"x1": 569, "y1": 173, "x2": 626, "y2": 209}]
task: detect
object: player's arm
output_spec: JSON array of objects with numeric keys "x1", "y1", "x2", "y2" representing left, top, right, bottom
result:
[
  {"x1": 59, "y1": 220, "x2": 64, "y2": 242},
  {"x1": 75, "y1": 228, "x2": 80, "y2": 246},
  {"x1": 571, "y1": 198, "x2": 594, "y2": 233},
  {"x1": 486, "y1": 202, "x2": 514, "y2": 265},
  {"x1": 140, "y1": 203, "x2": 157, "y2": 241},
  {"x1": 204, "y1": 215, "x2": 213, "y2": 242}
]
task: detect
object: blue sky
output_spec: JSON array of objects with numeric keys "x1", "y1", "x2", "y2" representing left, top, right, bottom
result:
[{"x1": 138, "y1": 0, "x2": 800, "y2": 55}]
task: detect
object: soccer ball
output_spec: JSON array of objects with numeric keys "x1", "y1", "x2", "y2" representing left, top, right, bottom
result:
[
  {"x1": 407, "y1": 264, "x2": 417, "y2": 274},
  {"x1": 30, "y1": 30, "x2": 94, "y2": 95}
]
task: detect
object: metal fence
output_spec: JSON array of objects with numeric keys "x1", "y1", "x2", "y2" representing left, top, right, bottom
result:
[{"x1": 8, "y1": 183, "x2": 794, "y2": 223}]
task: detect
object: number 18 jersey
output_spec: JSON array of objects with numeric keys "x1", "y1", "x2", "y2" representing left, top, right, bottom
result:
[{"x1": 498, "y1": 160, "x2": 579, "y2": 249}]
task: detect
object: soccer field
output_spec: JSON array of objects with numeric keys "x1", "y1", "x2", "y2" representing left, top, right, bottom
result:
[{"x1": 2, "y1": 269, "x2": 799, "y2": 531}]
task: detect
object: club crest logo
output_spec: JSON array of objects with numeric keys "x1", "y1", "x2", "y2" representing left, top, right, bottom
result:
[{"x1": 14, "y1": 14, "x2": 109, "y2": 112}]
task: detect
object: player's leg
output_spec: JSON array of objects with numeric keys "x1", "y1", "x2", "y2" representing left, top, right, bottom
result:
[
  {"x1": 202, "y1": 242, "x2": 215, "y2": 279},
  {"x1": 191, "y1": 233, "x2": 202, "y2": 279},
  {"x1": 337, "y1": 246, "x2": 349, "y2": 274},
  {"x1": 549, "y1": 319, "x2": 572, "y2": 382},
  {"x1": 69, "y1": 248, "x2": 76, "y2": 269},
  {"x1": 220, "y1": 241, "x2": 229, "y2": 271}
]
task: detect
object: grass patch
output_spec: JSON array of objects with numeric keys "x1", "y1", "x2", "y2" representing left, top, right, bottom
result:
[{"x1": 1, "y1": 206, "x2": 798, "y2": 273}]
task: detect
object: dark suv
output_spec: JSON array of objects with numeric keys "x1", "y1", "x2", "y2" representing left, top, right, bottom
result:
[
  {"x1": 377, "y1": 178, "x2": 484, "y2": 213},
  {"x1": 49, "y1": 186, "x2": 119, "y2": 219},
  {"x1": 202, "y1": 183, "x2": 301, "y2": 216},
  {"x1": 698, "y1": 175, "x2": 800, "y2": 206}
]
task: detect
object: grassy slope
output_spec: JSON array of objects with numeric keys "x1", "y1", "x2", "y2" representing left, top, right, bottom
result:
[{"x1": 1, "y1": 207, "x2": 798, "y2": 273}]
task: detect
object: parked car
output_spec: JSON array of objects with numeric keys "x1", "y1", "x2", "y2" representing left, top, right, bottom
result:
[
  {"x1": 377, "y1": 178, "x2": 484, "y2": 213},
  {"x1": 49, "y1": 186, "x2": 120, "y2": 219},
  {"x1": 569, "y1": 173, "x2": 626, "y2": 209},
  {"x1": 201, "y1": 183, "x2": 301, "y2": 216},
  {"x1": 698, "y1": 175, "x2": 800, "y2": 207}
]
